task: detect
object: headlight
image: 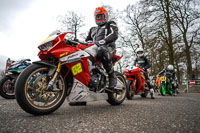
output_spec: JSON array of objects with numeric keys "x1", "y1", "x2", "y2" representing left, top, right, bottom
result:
[{"x1": 38, "y1": 41, "x2": 54, "y2": 51}]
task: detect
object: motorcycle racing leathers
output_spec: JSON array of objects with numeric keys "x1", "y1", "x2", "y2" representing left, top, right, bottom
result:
[
  {"x1": 158, "y1": 69, "x2": 178, "y2": 95},
  {"x1": 85, "y1": 21, "x2": 118, "y2": 89},
  {"x1": 133, "y1": 56, "x2": 155, "y2": 99}
]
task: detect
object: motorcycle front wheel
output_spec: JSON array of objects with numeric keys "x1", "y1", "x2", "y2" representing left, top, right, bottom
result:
[
  {"x1": 106, "y1": 71, "x2": 127, "y2": 105},
  {"x1": 126, "y1": 80, "x2": 135, "y2": 100},
  {"x1": 15, "y1": 64, "x2": 66, "y2": 115},
  {"x1": 0, "y1": 76, "x2": 15, "y2": 99},
  {"x1": 140, "y1": 83, "x2": 148, "y2": 98},
  {"x1": 160, "y1": 83, "x2": 166, "y2": 96}
]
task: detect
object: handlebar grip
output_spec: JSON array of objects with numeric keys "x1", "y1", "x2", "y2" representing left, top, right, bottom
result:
[{"x1": 79, "y1": 42, "x2": 88, "y2": 46}]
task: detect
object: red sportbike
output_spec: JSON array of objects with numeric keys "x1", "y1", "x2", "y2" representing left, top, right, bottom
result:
[
  {"x1": 124, "y1": 65, "x2": 149, "y2": 100},
  {"x1": 15, "y1": 31, "x2": 127, "y2": 115}
]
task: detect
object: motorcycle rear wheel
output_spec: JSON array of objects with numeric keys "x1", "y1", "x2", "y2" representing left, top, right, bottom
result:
[
  {"x1": 0, "y1": 76, "x2": 15, "y2": 99},
  {"x1": 15, "y1": 64, "x2": 66, "y2": 115},
  {"x1": 168, "y1": 84, "x2": 173, "y2": 95},
  {"x1": 106, "y1": 71, "x2": 127, "y2": 105}
]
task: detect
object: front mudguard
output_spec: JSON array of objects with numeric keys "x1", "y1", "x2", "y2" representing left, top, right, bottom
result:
[
  {"x1": 33, "y1": 60, "x2": 73, "y2": 96},
  {"x1": 33, "y1": 60, "x2": 57, "y2": 77},
  {"x1": 127, "y1": 80, "x2": 134, "y2": 89},
  {"x1": 6, "y1": 74, "x2": 18, "y2": 80},
  {"x1": 160, "y1": 83, "x2": 166, "y2": 96}
]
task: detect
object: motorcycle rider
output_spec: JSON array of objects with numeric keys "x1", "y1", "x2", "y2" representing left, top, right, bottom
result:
[
  {"x1": 69, "y1": 7, "x2": 118, "y2": 106},
  {"x1": 157, "y1": 65, "x2": 178, "y2": 96},
  {"x1": 85, "y1": 7, "x2": 118, "y2": 90},
  {"x1": 133, "y1": 48, "x2": 155, "y2": 99}
]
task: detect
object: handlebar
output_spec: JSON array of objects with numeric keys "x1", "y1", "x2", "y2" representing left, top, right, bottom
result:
[{"x1": 65, "y1": 39, "x2": 88, "y2": 46}]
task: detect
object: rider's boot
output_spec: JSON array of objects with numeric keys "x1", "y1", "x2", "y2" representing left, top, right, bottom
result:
[
  {"x1": 105, "y1": 63, "x2": 117, "y2": 89},
  {"x1": 147, "y1": 80, "x2": 155, "y2": 99},
  {"x1": 150, "y1": 88, "x2": 155, "y2": 99},
  {"x1": 108, "y1": 70, "x2": 117, "y2": 89},
  {"x1": 174, "y1": 89, "x2": 177, "y2": 96}
]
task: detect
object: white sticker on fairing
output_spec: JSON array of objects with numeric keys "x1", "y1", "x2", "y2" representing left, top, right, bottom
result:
[
  {"x1": 84, "y1": 44, "x2": 98, "y2": 57},
  {"x1": 60, "y1": 50, "x2": 90, "y2": 62},
  {"x1": 127, "y1": 66, "x2": 137, "y2": 70}
]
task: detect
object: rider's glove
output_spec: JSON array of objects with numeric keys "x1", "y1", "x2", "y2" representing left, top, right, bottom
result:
[{"x1": 98, "y1": 40, "x2": 106, "y2": 47}]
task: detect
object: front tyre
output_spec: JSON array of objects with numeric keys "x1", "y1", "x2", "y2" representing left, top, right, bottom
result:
[
  {"x1": 107, "y1": 72, "x2": 127, "y2": 105},
  {"x1": 0, "y1": 76, "x2": 15, "y2": 99},
  {"x1": 140, "y1": 83, "x2": 148, "y2": 98},
  {"x1": 126, "y1": 80, "x2": 135, "y2": 100},
  {"x1": 15, "y1": 64, "x2": 66, "y2": 115},
  {"x1": 160, "y1": 83, "x2": 166, "y2": 96}
]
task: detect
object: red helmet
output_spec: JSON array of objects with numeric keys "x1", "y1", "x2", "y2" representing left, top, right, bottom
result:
[{"x1": 94, "y1": 7, "x2": 108, "y2": 26}]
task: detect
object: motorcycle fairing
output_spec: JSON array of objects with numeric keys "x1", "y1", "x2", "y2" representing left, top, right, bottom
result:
[
  {"x1": 77, "y1": 43, "x2": 98, "y2": 57},
  {"x1": 60, "y1": 50, "x2": 92, "y2": 86},
  {"x1": 60, "y1": 50, "x2": 90, "y2": 63},
  {"x1": 125, "y1": 65, "x2": 146, "y2": 95},
  {"x1": 67, "y1": 78, "x2": 108, "y2": 102}
]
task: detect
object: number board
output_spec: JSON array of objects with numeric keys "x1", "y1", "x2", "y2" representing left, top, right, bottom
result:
[{"x1": 72, "y1": 63, "x2": 82, "y2": 76}]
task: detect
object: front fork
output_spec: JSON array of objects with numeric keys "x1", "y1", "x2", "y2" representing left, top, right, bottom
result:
[
  {"x1": 127, "y1": 78, "x2": 135, "y2": 91},
  {"x1": 47, "y1": 61, "x2": 62, "y2": 91}
]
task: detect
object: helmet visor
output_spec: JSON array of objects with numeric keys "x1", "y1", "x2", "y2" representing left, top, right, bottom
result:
[
  {"x1": 95, "y1": 14, "x2": 105, "y2": 20},
  {"x1": 137, "y1": 51, "x2": 143, "y2": 54}
]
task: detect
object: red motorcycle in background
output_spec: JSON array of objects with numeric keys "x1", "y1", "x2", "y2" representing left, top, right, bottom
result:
[
  {"x1": 15, "y1": 31, "x2": 127, "y2": 115},
  {"x1": 124, "y1": 65, "x2": 149, "y2": 100}
]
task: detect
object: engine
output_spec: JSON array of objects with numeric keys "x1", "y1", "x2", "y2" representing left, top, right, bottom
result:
[{"x1": 88, "y1": 68, "x2": 106, "y2": 92}]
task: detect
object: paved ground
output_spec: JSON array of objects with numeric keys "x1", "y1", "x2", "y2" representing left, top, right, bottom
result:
[{"x1": 0, "y1": 92, "x2": 200, "y2": 133}]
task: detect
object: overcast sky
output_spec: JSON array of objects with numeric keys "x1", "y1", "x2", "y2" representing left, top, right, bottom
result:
[{"x1": 0, "y1": 0, "x2": 138, "y2": 62}]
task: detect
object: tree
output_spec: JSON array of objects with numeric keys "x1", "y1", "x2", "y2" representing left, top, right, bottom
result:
[
  {"x1": 57, "y1": 11, "x2": 85, "y2": 39},
  {"x1": 143, "y1": 0, "x2": 176, "y2": 66},
  {"x1": 171, "y1": 0, "x2": 200, "y2": 79},
  {"x1": 121, "y1": 2, "x2": 171, "y2": 75},
  {"x1": 101, "y1": 4, "x2": 119, "y2": 22},
  {"x1": 122, "y1": 4, "x2": 148, "y2": 49}
]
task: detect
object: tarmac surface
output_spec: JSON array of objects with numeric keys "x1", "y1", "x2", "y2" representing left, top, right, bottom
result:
[{"x1": 0, "y1": 92, "x2": 200, "y2": 133}]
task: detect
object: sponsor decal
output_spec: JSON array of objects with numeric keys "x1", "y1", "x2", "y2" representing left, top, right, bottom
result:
[
  {"x1": 141, "y1": 74, "x2": 145, "y2": 79},
  {"x1": 60, "y1": 52, "x2": 69, "y2": 57},
  {"x1": 68, "y1": 53, "x2": 79, "y2": 59},
  {"x1": 42, "y1": 36, "x2": 51, "y2": 43},
  {"x1": 161, "y1": 76, "x2": 166, "y2": 81}
]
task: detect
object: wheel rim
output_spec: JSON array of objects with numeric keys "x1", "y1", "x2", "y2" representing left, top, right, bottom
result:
[
  {"x1": 24, "y1": 67, "x2": 65, "y2": 110},
  {"x1": 2, "y1": 78, "x2": 14, "y2": 95},
  {"x1": 113, "y1": 75, "x2": 126, "y2": 101}
]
